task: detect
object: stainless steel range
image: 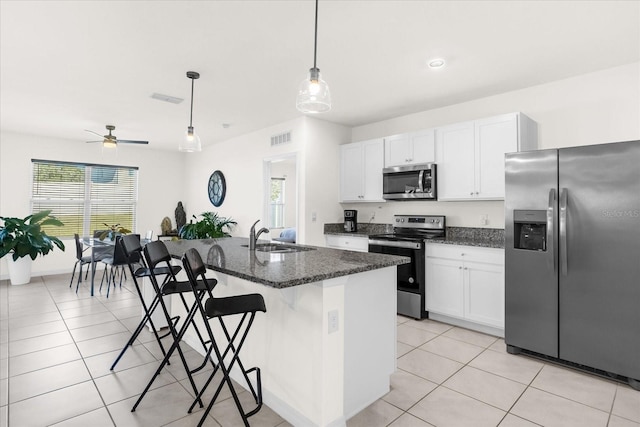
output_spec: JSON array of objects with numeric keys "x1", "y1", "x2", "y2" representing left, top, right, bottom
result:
[{"x1": 368, "y1": 215, "x2": 445, "y2": 319}]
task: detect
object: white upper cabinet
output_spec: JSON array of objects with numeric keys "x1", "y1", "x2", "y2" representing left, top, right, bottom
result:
[
  {"x1": 340, "y1": 139, "x2": 385, "y2": 202},
  {"x1": 384, "y1": 129, "x2": 435, "y2": 167},
  {"x1": 435, "y1": 112, "x2": 537, "y2": 201},
  {"x1": 433, "y1": 121, "x2": 476, "y2": 200}
]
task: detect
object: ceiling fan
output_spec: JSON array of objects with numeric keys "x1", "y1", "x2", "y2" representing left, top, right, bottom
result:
[{"x1": 85, "y1": 125, "x2": 149, "y2": 148}]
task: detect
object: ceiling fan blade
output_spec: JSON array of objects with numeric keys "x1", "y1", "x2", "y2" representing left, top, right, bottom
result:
[
  {"x1": 84, "y1": 129, "x2": 105, "y2": 138},
  {"x1": 117, "y1": 139, "x2": 149, "y2": 145},
  {"x1": 86, "y1": 140, "x2": 103, "y2": 143}
]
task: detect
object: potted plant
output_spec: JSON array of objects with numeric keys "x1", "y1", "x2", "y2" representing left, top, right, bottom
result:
[
  {"x1": 179, "y1": 212, "x2": 237, "y2": 239},
  {"x1": 0, "y1": 210, "x2": 65, "y2": 285},
  {"x1": 97, "y1": 223, "x2": 131, "y2": 241}
]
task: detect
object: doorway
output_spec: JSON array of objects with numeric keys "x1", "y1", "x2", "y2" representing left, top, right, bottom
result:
[{"x1": 263, "y1": 153, "x2": 299, "y2": 243}]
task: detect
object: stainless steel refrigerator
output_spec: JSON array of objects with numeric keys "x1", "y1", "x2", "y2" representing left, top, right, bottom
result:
[{"x1": 505, "y1": 140, "x2": 640, "y2": 389}]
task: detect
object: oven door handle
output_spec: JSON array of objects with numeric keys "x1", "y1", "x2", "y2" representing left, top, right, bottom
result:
[{"x1": 368, "y1": 239, "x2": 422, "y2": 250}]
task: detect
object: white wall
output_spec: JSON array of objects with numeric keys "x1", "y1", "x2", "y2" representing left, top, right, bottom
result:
[
  {"x1": 345, "y1": 62, "x2": 640, "y2": 229},
  {"x1": 0, "y1": 131, "x2": 186, "y2": 278},
  {"x1": 180, "y1": 116, "x2": 350, "y2": 247},
  {"x1": 302, "y1": 118, "x2": 351, "y2": 245}
]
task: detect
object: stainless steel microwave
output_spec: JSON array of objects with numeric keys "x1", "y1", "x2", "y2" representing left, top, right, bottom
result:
[{"x1": 382, "y1": 163, "x2": 437, "y2": 200}]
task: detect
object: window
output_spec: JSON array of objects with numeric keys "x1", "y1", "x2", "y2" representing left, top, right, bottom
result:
[
  {"x1": 31, "y1": 159, "x2": 138, "y2": 237},
  {"x1": 269, "y1": 177, "x2": 285, "y2": 228}
]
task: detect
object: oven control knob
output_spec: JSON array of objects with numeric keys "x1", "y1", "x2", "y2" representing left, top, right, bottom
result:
[{"x1": 408, "y1": 277, "x2": 415, "y2": 284}]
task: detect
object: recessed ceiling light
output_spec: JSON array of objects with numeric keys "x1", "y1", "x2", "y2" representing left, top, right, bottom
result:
[{"x1": 428, "y1": 59, "x2": 445, "y2": 69}]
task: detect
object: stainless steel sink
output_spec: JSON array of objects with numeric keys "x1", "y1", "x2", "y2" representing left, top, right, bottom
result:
[{"x1": 242, "y1": 243, "x2": 315, "y2": 253}]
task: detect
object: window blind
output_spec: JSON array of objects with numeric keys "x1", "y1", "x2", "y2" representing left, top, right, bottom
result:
[{"x1": 31, "y1": 160, "x2": 138, "y2": 237}]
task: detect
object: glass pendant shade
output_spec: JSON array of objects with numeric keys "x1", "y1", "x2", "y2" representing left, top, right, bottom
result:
[
  {"x1": 180, "y1": 126, "x2": 202, "y2": 152},
  {"x1": 296, "y1": 67, "x2": 331, "y2": 114}
]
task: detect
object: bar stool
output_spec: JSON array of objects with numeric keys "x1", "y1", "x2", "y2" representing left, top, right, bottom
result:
[
  {"x1": 131, "y1": 240, "x2": 217, "y2": 412},
  {"x1": 109, "y1": 234, "x2": 174, "y2": 370},
  {"x1": 182, "y1": 248, "x2": 266, "y2": 427}
]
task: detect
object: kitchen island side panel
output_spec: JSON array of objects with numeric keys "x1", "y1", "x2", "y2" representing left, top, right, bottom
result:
[{"x1": 174, "y1": 266, "x2": 397, "y2": 427}]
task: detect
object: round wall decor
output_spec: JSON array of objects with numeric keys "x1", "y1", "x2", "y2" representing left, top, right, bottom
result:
[{"x1": 208, "y1": 170, "x2": 226, "y2": 207}]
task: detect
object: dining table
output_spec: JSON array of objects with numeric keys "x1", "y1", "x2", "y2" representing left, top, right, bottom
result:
[{"x1": 81, "y1": 236, "x2": 152, "y2": 296}]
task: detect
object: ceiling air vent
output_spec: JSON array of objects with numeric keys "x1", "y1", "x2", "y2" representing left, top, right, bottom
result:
[
  {"x1": 151, "y1": 93, "x2": 184, "y2": 104},
  {"x1": 271, "y1": 131, "x2": 292, "y2": 147}
]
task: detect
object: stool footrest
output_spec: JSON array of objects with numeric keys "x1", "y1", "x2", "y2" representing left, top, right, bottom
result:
[{"x1": 243, "y1": 367, "x2": 263, "y2": 418}]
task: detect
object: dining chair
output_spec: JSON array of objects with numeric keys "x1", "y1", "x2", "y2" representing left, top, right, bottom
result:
[
  {"x1": 69, "y1": 233, "x2": 92, "y2": 292},
  {"x1": 99, "y1": 235, "x2": 140, "y2": 297}
]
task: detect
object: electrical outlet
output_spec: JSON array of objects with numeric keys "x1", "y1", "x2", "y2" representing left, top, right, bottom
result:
[
  {"x1": 480, "y1": 214, "x2": 489, "y2": 225},
  {"x1": 328, "y1": 310, "x2": 339, "y2": 333},
  {"x1": 370, "y1": 212, "x2": 376, "y2": 221},
  {"x1": 312, "y1": 212, "x2": 317, "y2": 222}
]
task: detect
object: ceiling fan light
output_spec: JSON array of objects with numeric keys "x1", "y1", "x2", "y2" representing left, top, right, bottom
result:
[
  {"x1": 180, "y1": 127, "x2": 201, "y2": 152},
  {"x1": 103, "y1": 139, "x2": 117, "y2": 149},
  {"x1": 297, "y1": 68, "x2": 331, "y2": 113}
]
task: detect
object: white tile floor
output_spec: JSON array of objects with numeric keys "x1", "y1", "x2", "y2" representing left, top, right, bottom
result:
[{"x1": 1, "y1": 273, "x2": 639, "y2": 426}]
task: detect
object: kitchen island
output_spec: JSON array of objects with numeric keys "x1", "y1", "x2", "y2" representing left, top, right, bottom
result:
[{"x1": 164, "y1": 237, "x2": 408, "y2": 427}]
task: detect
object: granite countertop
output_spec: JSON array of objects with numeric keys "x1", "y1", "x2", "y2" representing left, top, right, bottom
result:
[
  {"x1": 164, "y1": 237, "x2": 409, "y2": 289},
  {"x1": 323, "y1": 223, "x2": 505, "y2": 249}
]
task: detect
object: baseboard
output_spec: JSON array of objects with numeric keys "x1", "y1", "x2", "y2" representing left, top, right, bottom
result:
[{"x1": 429, "y1": 313, "x2": 504, "y2": 338}]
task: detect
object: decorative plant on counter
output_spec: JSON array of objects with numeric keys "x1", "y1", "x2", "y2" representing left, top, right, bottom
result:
[
  {"x1": 97, "y1": 223, "x2": 132, "y2": 241},
  {"x1": 0, "y1": 210, "x2": 65, "y2": 260},
  {"x1": 179, "y1": 212, "x2": 237, "y2": 239}
]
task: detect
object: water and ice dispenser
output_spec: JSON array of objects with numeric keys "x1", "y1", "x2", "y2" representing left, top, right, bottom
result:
[{"x1": 513, "y1": 210, "x2": 547, "y2": 251}]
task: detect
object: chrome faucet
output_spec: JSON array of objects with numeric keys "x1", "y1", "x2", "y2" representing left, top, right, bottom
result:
[{"x1": 249, "y1": 219, "x2": 270, "y2": 250}]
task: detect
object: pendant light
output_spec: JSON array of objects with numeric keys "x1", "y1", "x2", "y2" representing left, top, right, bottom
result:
[
  {"x1": 296, "y1": 0, "x2": 331, "y2": 113},
  {"x1": 180, "y1": 71, "x2": 202, "y2": 152}
]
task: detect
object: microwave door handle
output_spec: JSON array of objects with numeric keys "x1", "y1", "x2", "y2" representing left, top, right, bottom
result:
[
  {"x1": 547, "y1": 188, "x2": 556, "y2": 273},
  {"x1": 418, "y1": 170, "x2": 424, "y2": 193}
]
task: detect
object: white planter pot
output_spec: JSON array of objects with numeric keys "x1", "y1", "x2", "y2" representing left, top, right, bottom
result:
[{"x1": 7, "y1": 256, "x2": 33, "y2": 285}]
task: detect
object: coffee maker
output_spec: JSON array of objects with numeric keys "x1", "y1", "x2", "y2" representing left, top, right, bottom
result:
[{"x1": 344, "y1": 210, "x2": 358, "y2": 232}]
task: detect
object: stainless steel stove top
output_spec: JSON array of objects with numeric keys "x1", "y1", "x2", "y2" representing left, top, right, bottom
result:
[{"x1": 369, "y1": 215, "x2": 446, "y2": 243}]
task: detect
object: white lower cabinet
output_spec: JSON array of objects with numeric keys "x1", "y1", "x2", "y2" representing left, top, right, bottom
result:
[
  {"x1": 426, "y1": 244, "x2": 504, "y2": 330},
  {"x1": 325, "y1": 234, "x2": 369, "y2": 253}
]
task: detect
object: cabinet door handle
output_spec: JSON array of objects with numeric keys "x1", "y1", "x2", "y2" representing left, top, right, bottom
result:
[
  {"x1": 458, "y1": 266, "x2": 462, "y2": 270},
  {"x1": 464, "y1": 267, "x2": 468, "y2": 270},
  {"x1": 470, "y1": 192, "x2": 474, "y2": 196}
]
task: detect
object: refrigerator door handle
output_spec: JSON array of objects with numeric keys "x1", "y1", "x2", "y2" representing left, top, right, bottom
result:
[
  {"x1": 560, "y1": 188, "x2": 568, "y2": 276},
  {"x1": 547, "y1": 188, "x2": 556, "y2": 272}
]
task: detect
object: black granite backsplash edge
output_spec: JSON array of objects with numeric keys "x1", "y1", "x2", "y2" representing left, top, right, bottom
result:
[
  {"x1": 324, "y1": 223, "x2": 505, "y2": 248},
  {"x1": 323, "y1": 223, "x2": 393, "y2": 235},
  {"x1": 445, "y1": 227, "x2": 505, "y2": 248}
]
